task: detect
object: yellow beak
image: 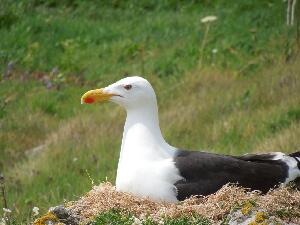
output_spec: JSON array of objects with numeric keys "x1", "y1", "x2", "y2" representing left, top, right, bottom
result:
[{"x1": 81, "y1": 88, "x2": 115, "y2": 104}]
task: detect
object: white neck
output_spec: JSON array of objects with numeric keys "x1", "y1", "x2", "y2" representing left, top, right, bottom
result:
[{"x1": 119, "y1": 103, "x2": 174, "y2": 162}]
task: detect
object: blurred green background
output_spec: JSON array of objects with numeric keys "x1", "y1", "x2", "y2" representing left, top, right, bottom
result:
[{"x1": 0, "y1": 0, "x2": 300, "y2": 223}]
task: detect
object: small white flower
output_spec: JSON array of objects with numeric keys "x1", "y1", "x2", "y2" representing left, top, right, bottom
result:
[
  {"x1": 2, "y1": 208, "x2": 11, "y2": 213},
  {"x1": 132, "y1": 217, "x2": 142, "y2": 225},
  {"x1": 73, "y1": 157, "x2": 78, "y2": 162},
  {"x1": 32, "y1": 206, "x2": 39, "y2": 216},
  {"x1": 158, "y1": 207, "x2": 166, "y2": 216},
  {"x1": 140, "y1": 213, "x2": 146, "y2": 220},
  {"x1": 201, "y1": 15, "x2": 217, "y2": 23},
  {"x1": 158, "y1": 220, "x2": 164, "y2": 225},
  {"x1": 0, "y1": 218, "x2": 6, "y2": 225},
  {"x1": 212, "y1": 48, "x2": 218, "y2": 54}
]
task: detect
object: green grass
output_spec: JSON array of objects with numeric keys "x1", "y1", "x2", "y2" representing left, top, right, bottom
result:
[
  {"x1": 0, "y1": 0, "x2": 295, "y2": 79},
  {"x1": 0, "y1": 0, "x2": 300, "y2": 224},
  {"x1": 92, "y1": 209, "x2": 210, "y2": 225}
]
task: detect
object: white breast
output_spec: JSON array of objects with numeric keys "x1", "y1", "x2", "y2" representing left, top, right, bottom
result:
[
  {"x1": 115, "y1": 116, "x2": 182, "y2": 203},
  {"x1": 116, "y1": 156, "x2": 181, "y2": 203}
]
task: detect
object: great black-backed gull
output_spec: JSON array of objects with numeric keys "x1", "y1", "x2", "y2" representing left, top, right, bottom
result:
[{"x1": 81, "y1": 76, "x2": 300, "y2": 202}]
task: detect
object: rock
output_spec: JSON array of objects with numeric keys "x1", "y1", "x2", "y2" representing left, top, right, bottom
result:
[
  {"x1": 49, "y1": 205, "x2": 80, "y2": 225},
  {"x1": 227, "y1": 202, "x2": 298, "y2": 225}
]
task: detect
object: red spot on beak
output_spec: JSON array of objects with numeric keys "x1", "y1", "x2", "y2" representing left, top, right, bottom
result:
[{"x1": 84, "y1": 97, "x2": 95, "y2": 104}]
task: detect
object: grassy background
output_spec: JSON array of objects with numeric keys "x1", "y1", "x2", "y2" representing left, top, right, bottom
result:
[{"x1": 1, "y1": 0, "x2": 300, "y2": 224}]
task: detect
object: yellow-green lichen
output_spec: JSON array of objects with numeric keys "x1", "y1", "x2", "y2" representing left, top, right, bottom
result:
[
  {"x1": 248, "y1": 222, "x2": 257, "y2": 225},
  {"x1": 33, "y1": 212, "x2": 59, "y2": 225},
  {"x1": 248, "y1": 222, "x2": 268, "y2": 225},
  {"x1": 241, "y1": 201, "x2": 254, "y2": 216},
  {"x1": 255, "y1": 211, "x2": 268, "y2": 223}
]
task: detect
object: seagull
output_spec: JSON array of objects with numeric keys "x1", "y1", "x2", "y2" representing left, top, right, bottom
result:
[{"x1": 81, "y1": 76, "x2": 300, "y2": 202}]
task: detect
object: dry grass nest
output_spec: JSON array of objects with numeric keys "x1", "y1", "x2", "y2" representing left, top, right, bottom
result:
[{"x1": 67, "y1": 182, "x2": 300, "y2": 224}]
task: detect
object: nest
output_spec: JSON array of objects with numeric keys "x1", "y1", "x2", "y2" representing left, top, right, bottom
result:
[{"x1": 66, "y1": 182, "x2": 300, "y2": 224}]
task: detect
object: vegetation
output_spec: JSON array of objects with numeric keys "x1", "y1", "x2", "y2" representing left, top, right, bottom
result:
[
  {"x1": 0, "y1": 0, "x2": 299, "y2": 224},
  {"x1": 92, "y1": 210, "x2": 210, "y2": 225}
]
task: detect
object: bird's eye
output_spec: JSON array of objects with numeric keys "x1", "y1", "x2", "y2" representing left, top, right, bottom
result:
[{"x1": 124, "y1": 84, "x2": 132, "y2": 90}]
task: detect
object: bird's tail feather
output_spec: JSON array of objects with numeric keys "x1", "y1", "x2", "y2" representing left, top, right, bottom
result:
[
  {"x1": 289, "y1": 151, "x2": 300, "y2": 158},
  {"x1": 286, "y1": 151, "x2": 300, "y2": 190},
  {"x1": 289, "y1": 151, "x2": 300, "y2": 170}
]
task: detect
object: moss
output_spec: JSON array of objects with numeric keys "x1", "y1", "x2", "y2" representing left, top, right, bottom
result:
[
  {"x1": 247, "y1": 222, "x2": 257, "y2": 225},
  {"x1": 246, "y1": 212, "x2": 269, "y2": 225},
  {"x1": 255, "y1": 211, "x2": 268, "y2": 223},
  {"x1": 33, "y1": 212, "x2": 59, "y2": 225},
  {"x1": 241, "y1": 201, "x2": 254, "y2": 216},
  {"x1": 248, "y1": 222, "x2": 267, "y2": 225}
]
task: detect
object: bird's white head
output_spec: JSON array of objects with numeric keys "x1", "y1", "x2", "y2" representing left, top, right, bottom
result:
[{"x1": 81, "y1": 76, "x2": 157, "y2": 110}]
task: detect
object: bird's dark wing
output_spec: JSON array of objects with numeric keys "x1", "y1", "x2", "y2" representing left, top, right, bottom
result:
[{"x1": 173, "y1": 150, "x2": 288, "y2": 200}]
